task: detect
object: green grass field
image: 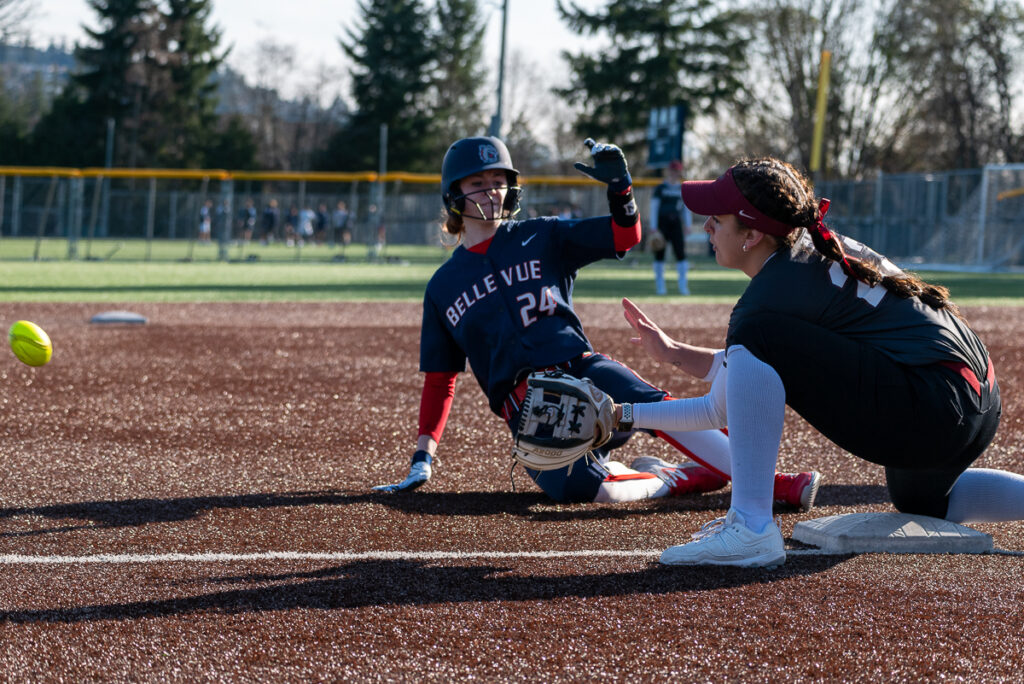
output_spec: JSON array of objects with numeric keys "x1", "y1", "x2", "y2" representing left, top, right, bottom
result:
[{"x1": 2, "y1": 237, "x2": 1024, "y2": 304}]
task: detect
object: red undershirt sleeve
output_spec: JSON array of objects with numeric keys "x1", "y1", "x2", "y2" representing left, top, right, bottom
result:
[
  {"x1": 608, "y1": 186, "x2": 641, "y2": 252},
  {"x1": 418, "y1": 371, "x2": 458, "y2": 443},
  {"x1": 612, "y1": 216, "x2": 642, "y2": 252}
]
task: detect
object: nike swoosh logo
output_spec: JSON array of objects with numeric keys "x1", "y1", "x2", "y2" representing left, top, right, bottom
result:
[
  {"x1": 738, "y1": 210, "x2": 756, "y2": 220},
  {"x1": 521, "y1": 234, "x2": 537, "y2": 246}
]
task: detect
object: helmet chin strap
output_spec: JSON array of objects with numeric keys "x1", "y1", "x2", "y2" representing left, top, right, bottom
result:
[{"x1": 455, "y1": 188, "x2": 507, "y2": 221}]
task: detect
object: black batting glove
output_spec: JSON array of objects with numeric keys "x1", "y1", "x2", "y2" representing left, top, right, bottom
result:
[{"x1": 573, "y1": 138, "x2": 632, "y2": 194}]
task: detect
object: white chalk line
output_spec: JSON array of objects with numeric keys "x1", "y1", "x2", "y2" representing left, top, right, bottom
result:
[
  {"x1": 0, "y1": 548, "x2": 1020, "y2": 565},
  {"x1": 0, "y1": 550, "x2": 651, "y2": 565}
]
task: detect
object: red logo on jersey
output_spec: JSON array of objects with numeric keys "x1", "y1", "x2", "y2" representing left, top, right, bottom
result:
[{"x1": 479, "y1": 144, "x2": 499, "y2": 164}]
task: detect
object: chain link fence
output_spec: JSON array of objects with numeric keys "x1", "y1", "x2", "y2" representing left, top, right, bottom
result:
[
  {"x1": 817, "y1": 164, "x2": 1024, "y2": 270},
  {"x1": 1, "y1": 165, "x2": 1022, "y2": 269},
  {"x1": 0, "y1": 168, "x2": 651, "y2": 262}
]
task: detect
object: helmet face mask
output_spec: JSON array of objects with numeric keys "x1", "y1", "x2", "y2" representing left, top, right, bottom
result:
[
  {"x1": 441, "y1": 136, "x2": 522, "y2": 219},
  {"x1": 452, "y1": 173, "x2": 513, "y2": 221}
]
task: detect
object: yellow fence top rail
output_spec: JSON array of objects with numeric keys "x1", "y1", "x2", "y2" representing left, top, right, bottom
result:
[
  {"x1": 232, "y1": 170, "x2": 379, "y2": 182},
  {"x1": 0, "y1": 166, "x2": 664, "y2": 186},
  {"x1": 997, "y1": 186, "x2": 1024, "y2": 202},
  {"x1": 0, "y1": 166, "x2": 83, "y2": 177},
  {"x1": 80, "y1": 168, "x2": 232, "y2": 180}
]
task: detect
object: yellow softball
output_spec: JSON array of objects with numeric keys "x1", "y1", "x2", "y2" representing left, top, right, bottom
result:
[{"x1": 8, "y1": 320, "x2": 52, "y2": 367}]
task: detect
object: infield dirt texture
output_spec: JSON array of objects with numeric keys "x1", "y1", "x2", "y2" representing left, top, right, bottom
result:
[{"x1": 1, "y1": 301, "x2": 1022, "y2": 681}]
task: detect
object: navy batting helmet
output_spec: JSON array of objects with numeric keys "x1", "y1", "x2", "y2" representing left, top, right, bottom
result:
[{"x1": 441, "y1": 136, "x2": 521, "y2": 218}]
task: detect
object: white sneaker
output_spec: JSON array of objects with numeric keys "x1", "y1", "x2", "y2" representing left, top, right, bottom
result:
[{"x1": 660, "y1": 509, "x2": 786, "y2": 568}]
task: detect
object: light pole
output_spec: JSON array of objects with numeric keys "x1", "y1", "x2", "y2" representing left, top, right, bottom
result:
[
  {"x1": 487, "y1": 0, "x2": 508, "y2": 139},
  {"x1": 100, "y1": 117, "x2": 114, "y2": 237}
]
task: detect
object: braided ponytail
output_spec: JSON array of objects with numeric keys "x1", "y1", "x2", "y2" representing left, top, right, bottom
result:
[{"x1": 732, "y1": 157, "x2": 962, "y2": 319}]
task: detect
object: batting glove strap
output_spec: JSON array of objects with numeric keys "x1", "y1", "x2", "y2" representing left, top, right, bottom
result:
[{"x1": 608, "y1": 186, "x2": 639, "y2": 228}]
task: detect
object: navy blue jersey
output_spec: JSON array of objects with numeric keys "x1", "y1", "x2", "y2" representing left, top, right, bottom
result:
[
  {"x1": 727, "y1": 245, "x2": 990, "y2": 379},
  {"x1": 421, "y1": 215, "x2": 622, "y2": 414}
]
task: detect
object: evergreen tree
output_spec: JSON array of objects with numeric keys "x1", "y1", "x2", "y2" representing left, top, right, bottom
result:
[
  {"x1": 42, "y1": 0, "x2": 228, "y2": 168},
  {"x1": 160, "y1": 0, "x2": 228, "y2": 168},
  {"x1": 205, "y1": 115, "x2": 257, "y2": 170},
  {"x1": 316, "y1": 0, "x2": 439, "y2": 172},
  {"x1": 431, "y1": 0, "x2": 488, "y2": 148},
  {"x1": 0, "y1": 86, "x2": 29, "y2": 165},
  {"x1": 556, "y1": 0, "x2": 747, "y2": 163},
  {"x1": 0, "y1": 69, "x2": 46, "y2": 164},
  {"x1": 28, "y1": 91, "x2": 98, "y2": 166},
  {"x1": 71, "y1": 0, "x2": 158, "y2": 166}
]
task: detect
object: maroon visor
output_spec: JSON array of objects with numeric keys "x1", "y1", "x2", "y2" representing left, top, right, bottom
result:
[{"x1": 680, "y1": 168, "x2": 795, "y2": 237}]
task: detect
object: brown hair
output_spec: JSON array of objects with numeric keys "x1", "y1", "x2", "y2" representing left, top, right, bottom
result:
[
  {"x1": 731, "y1": 157, "x2": 961, "y2": 319},
  {"x1": 443, "y1": 210, "x2": 465, "y2": 239}
]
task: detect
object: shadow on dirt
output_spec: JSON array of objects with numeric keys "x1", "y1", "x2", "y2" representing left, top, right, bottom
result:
[
  {"x1": 0, "y1": 491, "x2": 371, "y2": 536},
  {"x1": 814, "y1": 484, "x2": 890, "y2": 506},
  {"x1": 0, "y1": 489, "x2": 728, "y2": 534},
  {"x1": 0, "y1": 484, "x2": 892, "y2": 536},
  {"x1": 0, "y1": 554, "x2": 853, "y2": 624}
]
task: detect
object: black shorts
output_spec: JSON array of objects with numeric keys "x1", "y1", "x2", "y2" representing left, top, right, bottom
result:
[
  {"x1": 732, "y1": 312, "x2": 1001, "y2": 517},
  {"x1": 654, "y1": 215, "x2": 686, "y2": 262}
]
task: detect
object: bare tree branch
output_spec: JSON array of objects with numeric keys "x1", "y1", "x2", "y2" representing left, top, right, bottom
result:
[{"x1": 0, "y1": 0, "x2": 36, "y2": 42}]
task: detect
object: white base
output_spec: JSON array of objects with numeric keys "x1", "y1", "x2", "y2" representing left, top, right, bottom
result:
[
  {"x1": 90, "y1": 310, "x2": 148, "y2": 325},
  {"x1": 792, "y1": 512, "x2": 992, "y2": 554}
]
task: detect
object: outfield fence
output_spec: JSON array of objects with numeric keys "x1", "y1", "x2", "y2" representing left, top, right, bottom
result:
[
  {"x1": 0, "y1": 167, "x2": 658, "y2": 264},
  {"x1": 817, "y1": 164, "x2": 1024, "y2": 270},
  {"x1": 0, "y1": 165, "x2": 1021, "y2": 269}
]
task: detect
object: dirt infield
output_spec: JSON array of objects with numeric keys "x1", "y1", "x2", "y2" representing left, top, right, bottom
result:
[{"x1": 1, "y1": 301, "x2": 1022, "y2": 681}]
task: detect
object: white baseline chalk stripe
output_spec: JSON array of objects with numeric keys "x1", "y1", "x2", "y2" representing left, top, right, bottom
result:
[
  {"x1": 0, "y1": 548, "x2": 1020, "y2": 564},
  {"x1": 1, "y1": 550, "x2": 651, "y2": 564},
  {"x1": 0, "y1": 550, "x2": 654, "y2": 564}
]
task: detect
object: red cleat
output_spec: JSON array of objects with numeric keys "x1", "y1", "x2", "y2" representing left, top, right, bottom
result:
[
  {"x1": 773, "y1": 471, "x2": 822, "y2": 511},
  {"x1": 631, "y1": 456, "x2": 728, "y2": 496}
]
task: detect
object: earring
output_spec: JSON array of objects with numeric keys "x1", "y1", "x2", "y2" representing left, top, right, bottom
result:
[{"x1": 742, "y1": 244, "x2": 749, "y2": 252}]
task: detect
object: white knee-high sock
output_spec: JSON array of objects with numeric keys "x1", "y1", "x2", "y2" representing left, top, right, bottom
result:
[
  {"x1": 634, "y1": 354, "x2": 732, "y2": 478},
  {"x1": 945, "y1": 468, "x2": 1024, "y2": 523},
  {"x1": 653, "y1": 261, "x2": 666, "y2": 295},
  {"x1": 725, "y1": 346, "x2": 785, "y2": 533},
  {"x1": 677, "y1": 260, "x2": 690, "y2": 295}
]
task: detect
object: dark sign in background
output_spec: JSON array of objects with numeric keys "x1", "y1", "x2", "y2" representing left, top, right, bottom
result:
[{"x1": 647, "y1": 104, "x2": 687, "y2": 170}]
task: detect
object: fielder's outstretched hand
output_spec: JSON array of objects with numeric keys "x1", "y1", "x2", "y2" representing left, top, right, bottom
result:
[
  {"x1": 574, "y1": 138, "x2": 632, "y2": 193},
  {"x1": 622, "y1": 297, "x2": 680, "y2": 364},
  {"x1": 372, "y1": 451, "x2": 432, "y2": 493}
]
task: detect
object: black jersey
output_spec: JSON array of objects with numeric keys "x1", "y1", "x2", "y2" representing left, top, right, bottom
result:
[
  {"x1": 651, "y1": 182, "x2": 684, "y2": 221},
  {"x1": 727, "y1": 245, "x2": 990, "y2": 380},
  {"x1": 420, "y1": 215, "x2": 621, "y2": 414}
]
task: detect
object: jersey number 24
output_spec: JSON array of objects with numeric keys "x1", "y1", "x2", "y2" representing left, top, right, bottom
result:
[{"x1": 516, "y1": 288, "x2": 559, "y2": 326}]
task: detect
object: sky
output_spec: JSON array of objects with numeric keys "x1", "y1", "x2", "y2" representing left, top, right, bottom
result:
[{"x1": 27, "y1": 0, "x2": 595, "y2": 98}]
